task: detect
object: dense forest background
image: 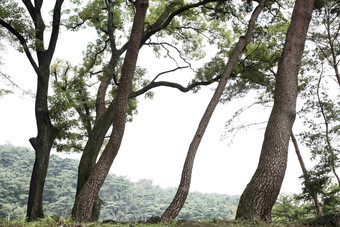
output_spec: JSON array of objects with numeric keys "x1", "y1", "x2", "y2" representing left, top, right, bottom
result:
[{"x1": 0, "y1": 145, "x2": 239, "y2": 221}]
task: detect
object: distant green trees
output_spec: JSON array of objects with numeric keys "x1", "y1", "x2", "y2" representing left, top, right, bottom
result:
[
  {"x1": 0, "y1": 145, "x2": 238, "y2": 221},
  {"x1": 0, "y1": 146, "x2": 32, "y2": 221},
  {"x1": 272, "y1": 192, "x2": 340, "y2": 224}
]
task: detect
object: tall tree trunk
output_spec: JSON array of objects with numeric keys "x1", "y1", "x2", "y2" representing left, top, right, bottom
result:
[
  {"x1": 71, "y1": 0, "x2": 149, "y2": 222},
  {"x1": 20, "y1": 0, "x2": 64, "y2": 221},
  {"x1": 27, "y1": 67, "x2": 58, "y2": 221},
  {"x1": 235, "y1": 0, "x2": 314, "y2": 222},
  {"x1": 290, "y1": 132, "x2": 323, "y2": 216},
  {"x1": 75, "y1": 0, "x2": 127, "y2": 217},
  {"x1": 73, "y1": 1, "x2": 229, "y2": 220},
  {"x1": 75, "y1": 58, "x2": 120, "y2": 221},
  {"x1": 160, "y1": 0, "x2": 266, "y2": 222}
]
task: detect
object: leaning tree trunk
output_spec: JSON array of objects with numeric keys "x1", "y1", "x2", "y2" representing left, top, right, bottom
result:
[
  {"x1": 71, "y1": 0, "x2": 149, "y2": 222},
  {"x1": 75, "y1": 57, "x2": 120, "y2": 221},
  {"x1": 160, "y1": 0, "x2": 266, "y2": 222},
  {"x1": 74, "y1": 0, "x2": 229, "y2": 221},
  {"x1": 235, "y1": 0, "x2": 315, "y2": 222},
  {"x1": 291, "y1": 132, "x2": 323, "y2": 216}
]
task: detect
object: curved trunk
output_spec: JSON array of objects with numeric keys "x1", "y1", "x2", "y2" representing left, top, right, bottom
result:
[
  {"x1": 71, "y1": 0, "x2": 149, "y2": 222},
  {"x1": 236, "y1": 0, "x2": 314, "y2": 222},
  {"x1": 161, "y1": 0, "x2": 266, "y2": 222},
  {"x1": 75, "y1": 61, "x2": 120, "y2": 220}
]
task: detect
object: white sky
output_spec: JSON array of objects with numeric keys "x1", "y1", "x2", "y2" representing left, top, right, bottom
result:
[{"x1": 0, "y1": 1, "x2": 313, "y2": 196}]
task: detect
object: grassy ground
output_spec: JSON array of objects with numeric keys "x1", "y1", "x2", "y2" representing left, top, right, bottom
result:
[
  {"x1": 0, "y1": 218, "x2": 305, "y2": 227},
  {"x1": 2, "y1": 213, "x2": 339, "y2": 226}
]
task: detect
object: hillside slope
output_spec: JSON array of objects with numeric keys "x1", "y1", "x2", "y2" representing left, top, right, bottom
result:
[{"x1": 0, "y1": 145, "x2": 238, "y2": 221}]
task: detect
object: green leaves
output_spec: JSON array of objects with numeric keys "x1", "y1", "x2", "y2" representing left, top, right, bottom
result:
[
  {"x1": 0, "y1": 89, "x2": 12, "y2": 97},
  {"x1": 0, "y1": 145, "x2": 239, "y2": 221},
  {"x1": 0, "y1": 0, "x2": 34, "y2": 50},
  {"x1": 272, "y1": 194, "x2": 314, "y2": 223}
]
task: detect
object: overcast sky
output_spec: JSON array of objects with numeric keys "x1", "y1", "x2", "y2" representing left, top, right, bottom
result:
[{"x1": 0, "y1": 1, "x2": 312, "y2": 196}]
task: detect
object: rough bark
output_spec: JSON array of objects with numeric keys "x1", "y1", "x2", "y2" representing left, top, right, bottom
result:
[
  {"x1": 235, "y1": 0, "x2": 315, "y2": 222},
  {"x1": 71, "y1": 0, "x2": 149, "y2": 222},
  {"x1": 74, "y1": 0, "x2": 230, "y2": 221},
  {"x1": 160, "y1": 0, "x2": 266, "y2": 222},
  {"x1": 291, "y1": 132, "x2": 323, "y2": 215},
  {"x1": 74, "y1": 0, "x2": 125, "y2": 219}
]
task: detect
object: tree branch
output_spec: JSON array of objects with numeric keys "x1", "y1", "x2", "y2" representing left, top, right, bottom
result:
[
  {"x1": 129, "y1": 75, "x2": 220, "y2": 99},
  {"x1": 146, "y1": 41, "x2": 192, "y2": 68},
  {"x1": 105, "y1": 0, "x2": 117, "y2": 53},
  {"x1": 0, "y1": 71, "x2": 35, "y2": 98},
  {"x1": 141, "y1": 0, "x2": 227, "y2": 45},
  {"x1": 0, "y1": 18, "x2": 41, "y2": 78},
  {"x1": 22, "y1": 0, "x2": 36, "y2": 21},
  {"x1": 47, "y1": 0, "x2": 65, "y2": 63},
  {"x1": 151, "y1": 66, "x2": 189, "y2": 83}
]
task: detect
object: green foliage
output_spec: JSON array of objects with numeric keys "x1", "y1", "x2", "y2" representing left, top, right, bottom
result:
[
  {"x1": 272, "y1": 194, "x2": 315, "y2": 223},
  {"x1": 194, "y1": 1, "x2": 293, "y2": 103},
  {"x1": 48, "y1": 56, "x2": 143, "y2": 152},
  {"x1": 49, "y1": 0, "x2": 255, "y2": 154},
  {"x1": 0, "y1": 0, "x2": 34, "y2": 50},
  {"x1": 308, "y1": 0, "x2": 340, "y2": 77},
  {"x1": 100, "y1": 177, "x2": 239, "y2": 222},
  {"x1": 0, "y1": 88, "x2": 12, "y2": 97},
  {"x1": 297, "y1": 76, "x2": 340, "y2": 210},
  {"x1": 288, "y1": 0, "x2": 340, "y2": 215},
  {"x1": 0, "y1": 145, "x2": 239, "y2": 222},
  {"x1": 0, "y1": 145, "x2": 34, "y2": 220}
]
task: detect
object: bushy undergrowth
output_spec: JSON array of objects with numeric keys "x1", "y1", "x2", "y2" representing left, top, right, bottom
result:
[{"x1": 0, "y1": 217, "x2": 309, "y2": 227}]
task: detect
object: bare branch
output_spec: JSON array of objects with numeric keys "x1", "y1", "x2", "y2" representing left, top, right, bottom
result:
[
  {"x1": 130, "y1": 75, "x2": 220, "y2": 99},
  {"x1": 0, "y1": 18, "x2": 41, "y2": 78},
  {"x1": 105, "y1": 0, "x2": 117, "y2": 53},
  {"x1": 151, "y1": 66, "x2": 189, "y2": 83},
  {"x1": 146, "y1": 41, "x2": 193, "y2": 69},
  {"x1": 47, "y1": 0, "x2": 65, "y2": 63},
  {"x1": 0, "y1": 71, "x2": 35, "y2": 98}
]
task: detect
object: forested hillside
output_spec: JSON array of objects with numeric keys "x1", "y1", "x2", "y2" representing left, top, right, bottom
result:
[{"x1": 0, "y1": 145, "x2": 238, "y2": 221}]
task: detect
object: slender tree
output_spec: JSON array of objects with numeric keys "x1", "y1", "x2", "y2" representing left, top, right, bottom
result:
[
  {"x1": 71, "y1": 0, "x2": 149, "y2": 222},
  {"x1": 0, "y1": 0, "x2": 64, "y2": 221},
  {"x1": 236, "y1": 0, "x2": 315, "y2": 222},
  {"x1": 316, "y1": 73, "x2": 340, "y2": 185},
  {"x1": 161, "y1": 0, "x2": 266, "y2": 222},
  {"x1": 291, "y1": 132, "x2": 323, "y2": 215}
]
